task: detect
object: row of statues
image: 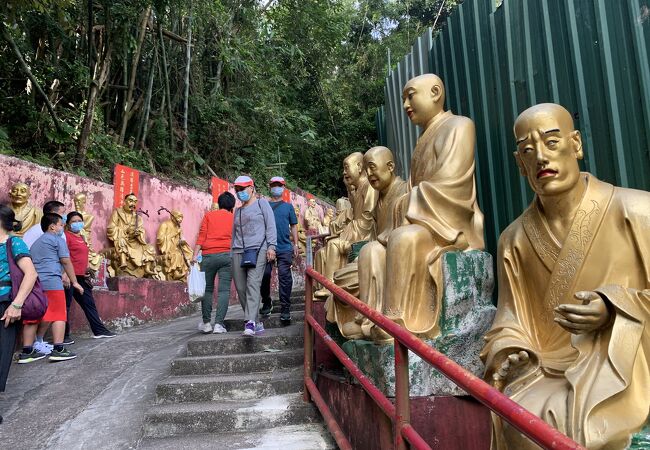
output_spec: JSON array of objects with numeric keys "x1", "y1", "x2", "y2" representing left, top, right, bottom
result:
[{"x1": 317, "y1": 73, "x2": 650, "y2": 449}]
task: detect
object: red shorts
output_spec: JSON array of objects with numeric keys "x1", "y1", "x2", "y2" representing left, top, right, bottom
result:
[{"x1": 24, "y1": 290, "x2": 67, "y2": 324}]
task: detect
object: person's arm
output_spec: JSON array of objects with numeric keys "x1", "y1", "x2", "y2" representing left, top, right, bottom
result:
[
  {"x1": 60, "y1": 257, "x2": 83, "y2": 294},
  {"x1": 1, "y1": 256, "x2": 37, "y2": 326}
]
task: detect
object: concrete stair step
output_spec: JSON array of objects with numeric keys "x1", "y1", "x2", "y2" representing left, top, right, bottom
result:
[
  {"x1": 224, "y1": 311, "x2": 305, "y2": 331},
  {"x1": 187, "y1": 324, "x2": 304, "y2": 356},
  {"x1": 156, "y1": 367, "x2": 304, "y2": 404},
  {"x1": 171, "y1": 348, "x2": 303, "y2": 376},
  {"x1": 143, "y1": 394, "x2": 321, "y2": 438},
  {"x1": 271, "y1": 302, "x2": 305, "y2": 313},
  {"x1": 138, "y1": 424, "x2": 335, "y2": 449}
]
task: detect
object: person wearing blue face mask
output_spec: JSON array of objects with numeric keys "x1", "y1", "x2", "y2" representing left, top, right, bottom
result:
[
  {"x1": 63, "y1": 212, "x2": 116, "y2": 341},
  {"x1": 259, "y1": 177, "x2": 299, "y2": 323},
  {"x1": 231, "y1": 176, "x2": 277, "y2": 336}
]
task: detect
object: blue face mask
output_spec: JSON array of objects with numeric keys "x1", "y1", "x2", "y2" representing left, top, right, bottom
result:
[
  {"x1": 56, "y1": 227, "x2": 64, "y2": 237},
  {"x1": 70, "y1": 222, "x2": 85, "y2": 233},
  {"x1": 270, "y1": 186, "x2": 284, "y2": 198},
  {"x1": 237, "y1": 190, "x2": 250, "y2": 202},
  {"x1": 60, "y1": 215, "x2": 67, "y2": 225}
]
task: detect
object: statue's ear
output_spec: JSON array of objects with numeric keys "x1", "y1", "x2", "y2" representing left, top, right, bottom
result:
[
  {"x1": 513, "y1": 151, "x2": 527, "y2": 177},
  {"x1": 572, "y1": 130, "x2": 584, "y2": 160},
  {"x1": 387, "y1": 160, "x2": 395, "y2": 173},
  {"x1": 431, "y1": 84, "x2": 443, "y2": 103}
]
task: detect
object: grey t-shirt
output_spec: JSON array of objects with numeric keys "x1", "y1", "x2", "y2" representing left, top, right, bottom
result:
[
  {"x1": 30, "y1": 232, "x2": 70, "y2": 291},
  {"x1": 231, "y1": 199, "x2": 277, "y2": 254}
]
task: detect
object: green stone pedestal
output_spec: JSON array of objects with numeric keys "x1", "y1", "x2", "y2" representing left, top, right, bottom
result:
[{"x1": 341, "y1": 250, "x2": 496, "y2": 397}]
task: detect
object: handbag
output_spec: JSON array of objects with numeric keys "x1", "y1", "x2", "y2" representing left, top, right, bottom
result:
[
  {"x1": 239, "y1": 201, "x2": 267, "y2": 268},
  {"x1": 6, "y1": 237, "x2": 48, "y2": 321}
]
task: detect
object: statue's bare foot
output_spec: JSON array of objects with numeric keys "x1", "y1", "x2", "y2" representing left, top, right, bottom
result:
[
  {"x1": 369, "y1": 325, "x2": 393, "y2": 344},
  {"x1": 314, "y1": 289, "x2": 330, "y2": 299},
  {"x1": 341, "y1": 321, "x2": 363, "y2": 339}
]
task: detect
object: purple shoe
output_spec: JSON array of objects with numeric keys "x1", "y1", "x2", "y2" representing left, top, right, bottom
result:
[{"x1": 243, "y1": 321, "x2": 255, "y2": 336}]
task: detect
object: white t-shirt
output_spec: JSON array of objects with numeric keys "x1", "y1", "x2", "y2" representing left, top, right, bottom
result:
[{"x1": 23, "y1": 224, "x2": 66, "y2": 249}]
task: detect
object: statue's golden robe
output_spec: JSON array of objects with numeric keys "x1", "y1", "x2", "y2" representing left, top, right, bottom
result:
[
  {"x1": 157, "y1": 219, "x2": 192, "y2": 281},
  {"x1": 107, "y1": 208, "x2": 148, "y2": 268},
  {"x1": 383, "y1": 111, "x2": 484, "y2": 337},
  {"x1": 12, "y1": 204, "x2": 42, "y2": 237},
  {"x1": 482, "y1": 174, "x2": 650, "y2": 450}
]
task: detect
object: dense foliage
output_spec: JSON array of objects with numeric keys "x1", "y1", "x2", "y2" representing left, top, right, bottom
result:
[{"x1": 0, "y1": 0, "x2": 459, "y2": 199}]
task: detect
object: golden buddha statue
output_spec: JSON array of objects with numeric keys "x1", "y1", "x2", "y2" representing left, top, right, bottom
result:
[
  {"x1": 73, "y1": 192, "x2": 103, "y2": 272},
  {"x1": 482, "y1": 103, "x2": 650, "y2": 450},
  {"x1": 157, "y1": 210, "x2": 193, "y2": 281},
  {"x1": 314, "y1": 152, "x2": 377, "y2": 298},
  {"x1": 294, "y1": 205, "x2": 307, "y2": 257},
  {"x1": 370, "y1": 73, "x2": 484, "y2": 342},
  {"x1": 304, "y1": 198, "x2": 322, "y2": 235},
  {"x1": 319, "y1": 208, "x2": 335, "y2": 234},
  {"x1": 106, "y1": 193, "x2": 158, "y2": 278},
  {"x1": 9, "y1": 182, "x2": 42, "y2": 237},
  {"x1": 210, "y1": 202, "x2": 219, "y2": 211},
  {"x1": 328, "y1": 146, "x2": 407, "y2": 339}
]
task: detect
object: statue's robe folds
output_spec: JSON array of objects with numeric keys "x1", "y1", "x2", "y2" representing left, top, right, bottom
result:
[
  {"x1": 315, "y1": 177, "x2": 376, "y2": 284},
  {"x1": 328, "y1": 177, "x2": 407, "y2": 337},
  {"x1": 304, "y1": 207, "x2": 322, "y2": 235},
  {"x1": 107, "y1": 208, "x2": 148, "y2": 270},
  {"x1": 12, "y1": 204, "x2": 42, "y2": 238},
  {"x1": 382, "y1": 111, "x2": 484, "y2": 338},
  {"x1": 157, "y1": 220, "x2": 192, "y2": 281},
  {"x1": 481, "y1": 174, "x2": 650, "y2": 450}
]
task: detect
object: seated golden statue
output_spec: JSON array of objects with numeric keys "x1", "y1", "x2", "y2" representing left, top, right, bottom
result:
[
  {"x1": 482, "y1": 103, "x2": 650, "y2": 450},
  {"x1": 107, "y1": 193, "x2": 159, "y2": 278},
  {"x1": 314, "y1": 152, "x2": 377, "y2": 298},
  {"x1": 294, "y1": 205, "x2": 307, "y2": 257},
  {"x1": 319, "y1": 208, "x2": 334, "y2": 234},
  {"x1": 371, "y1": 74, "x2": 485, "y2": 342},
  {"x1": 328, "y1": 146, "x2": 407, "y2": 339},
  {"x1": 304, "y1": 198, "x2": 322, "y2": 235},
  {"x1": 157, "y1": 210, "x2": 193, "y2": 281},
  {"x1": 9, "y1": 182, "x2": 42, "y2": 237},
  {"x1": 73, "y1": 192, "x2": 103, "y2": 272}
]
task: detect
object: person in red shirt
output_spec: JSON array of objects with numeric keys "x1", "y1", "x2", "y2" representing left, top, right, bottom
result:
[
  {"x1": 192, "y1": 192, "x2": 236, "y2": 334},
  {"x1": 64, "y1": 212, "x2": 116, "y2": 339}
]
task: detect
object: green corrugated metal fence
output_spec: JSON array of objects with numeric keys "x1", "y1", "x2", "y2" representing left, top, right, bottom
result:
[{"x1": 379, "y1": 0, "x2": 650, "y2": 257}]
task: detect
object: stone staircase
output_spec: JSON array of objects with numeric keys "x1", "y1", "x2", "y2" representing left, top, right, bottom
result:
[{"x1": 138, "y1": 293, "x2": 335, "y2": 449}]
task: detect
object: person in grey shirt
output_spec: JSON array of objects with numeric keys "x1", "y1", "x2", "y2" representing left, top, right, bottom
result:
[{"x1": 231, "y1": 176, "x2": 277, "y2": 336}]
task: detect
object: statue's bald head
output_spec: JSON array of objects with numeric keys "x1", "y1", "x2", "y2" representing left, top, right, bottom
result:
[
  {"x1": 402, "y1": 74, "x2": 446, "y2": 128},
  {"x1": 364, "y1": 146, "x2": 394, "y2": 166},
  {"x1": 514, "y1": 103, "x2": 575, "y2": 138},
  {"x1": 364, "y1": 146, "x2": 396, "y2": 193},
  {"x1": 343, "y1": 152, "x2": 365, "y2": 188}
]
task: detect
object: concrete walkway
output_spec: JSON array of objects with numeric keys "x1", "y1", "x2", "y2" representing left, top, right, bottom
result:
[{"x1": 0, "y1": 314, "x2": 199, "y2": 450}]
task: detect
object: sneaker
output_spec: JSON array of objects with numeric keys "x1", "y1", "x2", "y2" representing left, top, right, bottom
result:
[
  {"x1": 280, "y1": 313, "x2": 292, "y2": 325},
  {"x1": 242, "y1": 321, "x2": 255, "y2": 336},
  {"x1": 254, "y1": 322, "x2": 265, "y2": 334},
  {"x1": 62, "y1": 337, "x2": 75, "y2": 346},
  {"x1": 212, "y1": 323, "x2": 227, "y2": 334},
  {"x1": 198, "y1": 321, "x2": 212, "y2": 334},
  {"x1": 34, "y1": 340, "x2": 53, "y2": 355},
  {"x1": 49, "y1": 347, "x2": 77, "y2": 362},
  {"x1": 18, "y1": 349, "x2": 47, "y2": 364},
  {"x1": 93, "y1": 331, "x2": 117, "y2": 339},
  {"x1": 259, "y1": 303, "x2": 272, "y2": 319}
]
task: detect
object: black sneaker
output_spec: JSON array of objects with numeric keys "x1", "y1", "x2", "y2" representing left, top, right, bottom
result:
[
  {"x1": 259, "y1": 306, "x2": 272, "y2": 319},
  {"x1": 18, "y1": 349, "x2": 47, "y2": 364},
  {"x1": 280, "y1": 312, "x2": 292, "y2": 325},
  {"x1": 93, "y1": 331, "x2": 117, "y2": 339},
  {"x1": 62, "y1": 337, "x2": 75, "y2": 345},
  {"x1": 49, "y1": 347, "x2": 77, "y2": 362}
]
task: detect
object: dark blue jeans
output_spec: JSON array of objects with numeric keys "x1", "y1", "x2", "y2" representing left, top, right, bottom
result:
[
  {"x1": 261, "y1": 251, "x2": 293, "y2": 314},
  {"x1": 65, "y1": 276, "x2": 111, "y2": 337}
]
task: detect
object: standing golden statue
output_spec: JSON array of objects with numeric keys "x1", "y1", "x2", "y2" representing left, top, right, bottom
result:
[
  {"x1": 319, "y1": 208, "x2": 334, "y2": 234},
  {"x1": 304, "y1": 198, "x2": 322, "y2": 235},
  {"x1": 73, "y1": 192, "x2": 103, "y2": 272},
  {"x1": 157, "y1": 210, "x2": 193, "y2": 281},
  {"x1": 106, "y1": 193, "x2": 160, "y2": 278},
  {"x1": 481, "y1": 103, "x2": 650, "y2": 450},
  {"x1": 8, "y1": 182, "x2": 42, "y2": 237},
  {"x1": 314, "y1": 152, "x2": 377, "y2": 298},
  {"x1": 370, "y1": 73, "x2": 484, "y2": 342},
  {"x1": 294, "y1": 205, "x2": 308, "y2": 257},
  {"x1": 328, "y1": 146, "x2": 407, "y2": 339}
]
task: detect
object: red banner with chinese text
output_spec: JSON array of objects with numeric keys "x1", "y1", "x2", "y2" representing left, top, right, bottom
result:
[
  {"x1": 113, "y1": 164, "x2": 140, "y2": 208},
  {"x1": 211, "y1": 177, "x2": 230, "y2": 203},
  {"x1": 282, "y1": 188, "x2": 291, "y2": 203}
]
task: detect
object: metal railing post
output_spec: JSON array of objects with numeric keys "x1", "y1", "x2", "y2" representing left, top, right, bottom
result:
[
  {"x1": 306, "y1": 235, "x2": 313, "y2": 266},
  {"x1": 394, "y1": 340, "x2": 410, "y2": 450},
  {"x1": 303, "y1": 272, "x2": 314, "y2": 403}
]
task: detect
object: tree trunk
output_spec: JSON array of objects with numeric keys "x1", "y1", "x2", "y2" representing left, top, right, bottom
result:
[
  {"x1": 182, "y1": 6, "x2": 192, "y2": 153},
  {"x1": 0, "y1": 22, "x2": 63, "y2": 133},
  {"x1": 157, "y1": 17, "x2": 175, "y2": 151},
  {"x1": 137, "y1": 42, "x2": 157, "y2": 151},
  {"x1": 118, "y1": 5, "x2": 152, "y2": 145}
]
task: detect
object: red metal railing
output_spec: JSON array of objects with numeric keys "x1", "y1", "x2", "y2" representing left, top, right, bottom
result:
[{"x1": 303, "y1": 266, "x2": 586, "y2": 450}]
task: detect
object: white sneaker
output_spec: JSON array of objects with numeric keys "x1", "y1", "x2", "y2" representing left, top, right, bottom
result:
[
  {"x1": 198, "y1": 321, "x2": 212, "y2": 334},
  {"x1": 212, "y1": 323, "x2": 227, "y2": 334},
  {"x1": 242, "y1": 321, "x2": 255, "y2": 336},
  {"x1": 34, "y1": 340, "x2": 53, "y2": 355}
]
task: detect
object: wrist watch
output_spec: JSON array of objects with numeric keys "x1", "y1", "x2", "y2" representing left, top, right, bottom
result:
[{"x1": 11, "y1": 303, "x2": 22, "y2": 310}]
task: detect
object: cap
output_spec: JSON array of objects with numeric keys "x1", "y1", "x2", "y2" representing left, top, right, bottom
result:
[
  {"x1": 269, "y1": 176, "x2": 286, "y2": 186},
  {"x1": 233, "y1": 175, "x2": 254, "y2": 187}
]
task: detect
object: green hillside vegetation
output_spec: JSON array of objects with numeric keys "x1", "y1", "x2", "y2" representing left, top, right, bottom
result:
[{"x1": 0, "y1": 0, "x2": 458, "y2": 199}]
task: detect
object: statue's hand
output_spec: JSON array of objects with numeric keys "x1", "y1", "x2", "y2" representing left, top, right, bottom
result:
[
  {"x1": 554, "y1": 291, "x2": 611, "y2": 335},
  {"x1": 492, "y1": 350, "x2": 529, "y2": 391},
  {"x1": 340, "y1": 240, "x2": 351, "y2": 254}
]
